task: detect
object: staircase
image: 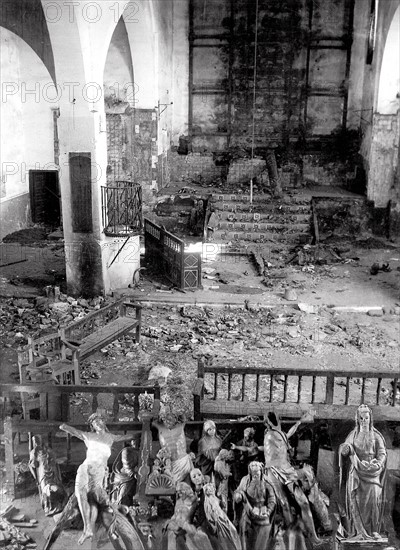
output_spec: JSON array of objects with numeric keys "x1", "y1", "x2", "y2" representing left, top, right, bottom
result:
[{"x1": 208, "y1": 192, "x2": 313, "y2": 245}]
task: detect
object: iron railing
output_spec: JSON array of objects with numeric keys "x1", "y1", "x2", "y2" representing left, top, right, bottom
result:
[{"x1": 101, "y1": 181, "x2": 142, "y2": 236}]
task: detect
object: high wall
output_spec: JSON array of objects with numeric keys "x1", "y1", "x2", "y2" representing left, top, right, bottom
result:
[
  {"x1": 360, "y1": 1, "x2": 400, "y2": 232},
  {"x1": 0, "y1": 0, "x2": 188, "y2": 296},
  {"x1": 0, "y1": 27, "x2": 57, "y2": 240},
  {"x1": 187, "y1": 0, "x2": 362, "y2": 148}
]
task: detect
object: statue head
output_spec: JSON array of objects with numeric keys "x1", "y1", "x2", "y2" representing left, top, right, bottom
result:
[
  {"x1": 244, "y1": 427, "x2": 255, "y2": 440},
  {"x1": 88, "y1": 412, "x2": 107, "y2": 432},
  {"x1": 203, "y1": 420, "x2": 216, "y2": 438},
  {"x1": 190, "y1": 468, "x2": 204, "y2": 487},
  {"x1": 203, "y1": 482, "x2": 216, "y2": 497},
  {"x1": 248, "y1": 461, "x2": 263, "y2": 479},
  {"x1": 216, "y1": 448, "x2": 234, "y2": 462},
  {"x1": 176, "y1": 482, "x2": 194, "y2": 499},
  {"x1": 356, "y1": 404, "x2": 373, "y2": 432},
  {"x1": 32, "y1": 435, "x2": 44, "y2": 448},
  {"x1": 299, "y1": 463, "x2": 316, "y2": 493},
  {"x1": 160, "y1": 406, "x2": 181, "y2": 429}
]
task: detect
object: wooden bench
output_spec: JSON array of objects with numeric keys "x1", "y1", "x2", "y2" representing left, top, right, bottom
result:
[
  {"x1": 17, "y1": 333, "x2": 80, "y2": 420},
  {"x1": 193, "y1": 357, "x2": 400, "y2": 421},
  {"x1": 60, "y1": 298, "x2": 142, "y2": 360}
]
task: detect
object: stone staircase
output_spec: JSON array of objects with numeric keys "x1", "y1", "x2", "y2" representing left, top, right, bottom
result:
[{"x1": 208, "y1": 192, "x2": 313, "y2": 245}]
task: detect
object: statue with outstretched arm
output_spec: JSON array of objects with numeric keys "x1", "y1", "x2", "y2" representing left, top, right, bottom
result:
[{"x1": 60, "y1": 413, "x2": 135, "y2": 545}]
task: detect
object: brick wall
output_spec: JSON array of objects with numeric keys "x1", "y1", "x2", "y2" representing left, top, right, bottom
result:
[{"x1": 168, "y1": 152, "x2": 225, "y2": 186}]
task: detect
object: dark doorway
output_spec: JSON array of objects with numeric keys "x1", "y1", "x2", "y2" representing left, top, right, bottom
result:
[{"x1": 29, "y1": 170, "x2": 61, "y2": 227}]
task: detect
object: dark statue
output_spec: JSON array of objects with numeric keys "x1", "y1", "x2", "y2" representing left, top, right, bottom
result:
[
  {"x1": 28, "y1": 435, "x2": 68, "y2": 516},
  {"x1": 111, "y1": 440, "x2": 139, "y2": 506}
]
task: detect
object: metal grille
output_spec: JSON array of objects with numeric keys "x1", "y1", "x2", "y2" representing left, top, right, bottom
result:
[{"x1": 101, "y1": 181, "x2": 142, "y2": 236}]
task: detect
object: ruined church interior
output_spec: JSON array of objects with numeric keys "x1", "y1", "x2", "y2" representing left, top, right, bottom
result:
[{"x1": 0, "y1": 0, "x2": 399, "y2": 549}]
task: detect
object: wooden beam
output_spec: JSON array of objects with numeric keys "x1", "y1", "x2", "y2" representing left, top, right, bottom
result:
[{"x1": 200, "y1": 401, "x2": 400, "y2": 422}]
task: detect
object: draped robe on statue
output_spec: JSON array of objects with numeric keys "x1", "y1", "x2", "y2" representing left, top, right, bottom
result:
[{"x1": 339, "y1": 427, "x2": 387, "y2": 538}]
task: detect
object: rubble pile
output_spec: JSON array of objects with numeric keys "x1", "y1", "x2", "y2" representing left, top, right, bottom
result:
[
  {"x1": 0, "y1": 293, "x2": 109, "y2": 350},
  {"x1": 69, "y1": 302, "x2": 399, "y2": 419},
  {"x1": 0, "y1": 506, "x2": 37, "y2": 550}
]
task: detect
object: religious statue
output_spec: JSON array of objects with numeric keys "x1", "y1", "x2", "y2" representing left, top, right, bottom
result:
[
  {"x1": 152, "y1": 411, "x2": 194, "y2": 484},
  {"x1": 59, "y1": 412, "x2": 135, "y2": 545},
  {"x1": 339, "y1": 403, "x2": 387, "y2": 541},
  {"x1": 260, "y1": 411, "x2": 324, "y2": 545},
  {"x1": 163, "y1": 481, "x2": 213, "y2": 550},
  {"x1": 44, "y1": 493, "x2": 146, "y2": 550},
  {"x1": 28, "y1": 435, "x2": 68, "y2": 516},
  {"x1": 233, "y1": 461, "x2": 276, "y2": 550},
  {"x1": 298, "y1": 463, "x2": 332, "y2": 536},
  {"x1": 203, "y1": 482, "x2": 242, "y2": 550},
  {"x1": 195, "y1": 420, "x2": 222, "y2": 477},
  {"x1": 190, "y1": 468, "x2": 208, "y2": 495},
  {"x1": 111, "y1": 440, "x2": 139, "y2": 506},
  {"x1": 214, "y1": 449, "x2": 235, "y2": 512},
  {"x1": 231, "y1": 427, "x2": 262, "y2": 480}
]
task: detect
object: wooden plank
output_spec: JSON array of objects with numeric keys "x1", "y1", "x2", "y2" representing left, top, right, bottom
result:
[
  {"x1": 11, "y1": 419, "x2": 144, "y2": 432},
  {"x1": 376, "y1": 378, "x2": 382, "y2": 405},
  {"x1": 311, "y1": 376, "x2": 316, "y2": 404},
  {"x1": 326, "y1": 375, "x2": 335, "y2": 404},
  {"x1": 345, "y1": 377, "x2": 350, "y2": 405},
  {"x1": 0, "y1": 384, "x2": 158, "y2": 395},
  {"x1": 392, "y1": 378, "x2": 398, "y2": 406},
  {"x1": 4, "y1": 416, "x2": 15, "y2": 499},
  {"x1": 200, "y1": 401, "x2": 400, "y2": 421},
  {"x1": 78, "y1": 318, "x2": 138, "y2": 359},
  {"x1": 297, "y1": 375, "x2": 302, "y2": 403},
  {"x1": 192, "y1": 379, "x2": 204, "y2": 396}
]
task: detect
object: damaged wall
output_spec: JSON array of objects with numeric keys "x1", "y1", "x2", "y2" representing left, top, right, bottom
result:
[
  {"x1": 361, "y1": 2, "x2": 400, "y2": 213},
  {"x1": 189, "y1": 0, "x2": 357, "y2": 149},
  {"x1": 168, "y1": 0, "x2": 373, "y2": 192},
  {"x1": 0, "y1": 27, "x2": 57, "y2": 241}
]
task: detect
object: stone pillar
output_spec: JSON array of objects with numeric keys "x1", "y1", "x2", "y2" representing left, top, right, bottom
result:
[
  {"x1": 367, "y1": 113, "x2": 399, "y2": 207},
  {"x1": 42, "y1": 0, "x2": 138, "y2": 297}
]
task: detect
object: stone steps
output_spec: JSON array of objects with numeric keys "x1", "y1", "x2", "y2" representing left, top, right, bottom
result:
[
  {"x1": 218, "y1": 211, "x2": 311, "y2": 223},
  {"x1": 217, "y1": 221, "x2": 310, "y2": 233},
  {"x1": 211, "y1": 229, "x2": 310, "y2": 243},
  {"x1": 215, "y1": 203, "x2": 311, "y2": 215},
  {"x1": 208, "y1": 192, "x2": 313, "y2": 246},
  {"x1": 210, "y1": 193, "x2": 310, "y2": 205}
]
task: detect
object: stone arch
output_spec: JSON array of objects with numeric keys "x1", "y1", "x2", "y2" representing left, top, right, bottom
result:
[
  {"x1": 122, "y1": 0, "x2": 158, "y2": 109},
  {"x1": 0, "y1": 26, "x2": 58, "y2": 239},
  {"x1": 0, "y1": 0, "x2": 56, "y2": 84},
  {"x1": 377, "y1": 5, "x2": 400, "y2": 114},
  {"x1": 104, "y1": 17, "x2": 135, "y2": 106}
]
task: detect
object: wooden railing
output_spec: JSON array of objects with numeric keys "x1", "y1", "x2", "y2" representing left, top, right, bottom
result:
[
  {"x1": 1, "y1": 383, "x2": 160, "y2": 498},
  {"x1": 144, "y1": 218, "x2": 201, "y2": 290},
  {"x1": 193, "y1": 358, "x2": 400, "y2": 420},
  {"x1": 1, "y1": 383, "x2": 160, "y2": 423}
]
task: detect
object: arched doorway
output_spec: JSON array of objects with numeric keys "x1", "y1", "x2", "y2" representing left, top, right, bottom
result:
[{"x1": 377, "y1": 5, "x2": 400, "y2": 114}]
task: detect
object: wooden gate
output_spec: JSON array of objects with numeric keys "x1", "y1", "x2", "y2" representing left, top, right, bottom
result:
[{"x1": 144, "y1": 218, "x2": 201, "y2": 290}]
